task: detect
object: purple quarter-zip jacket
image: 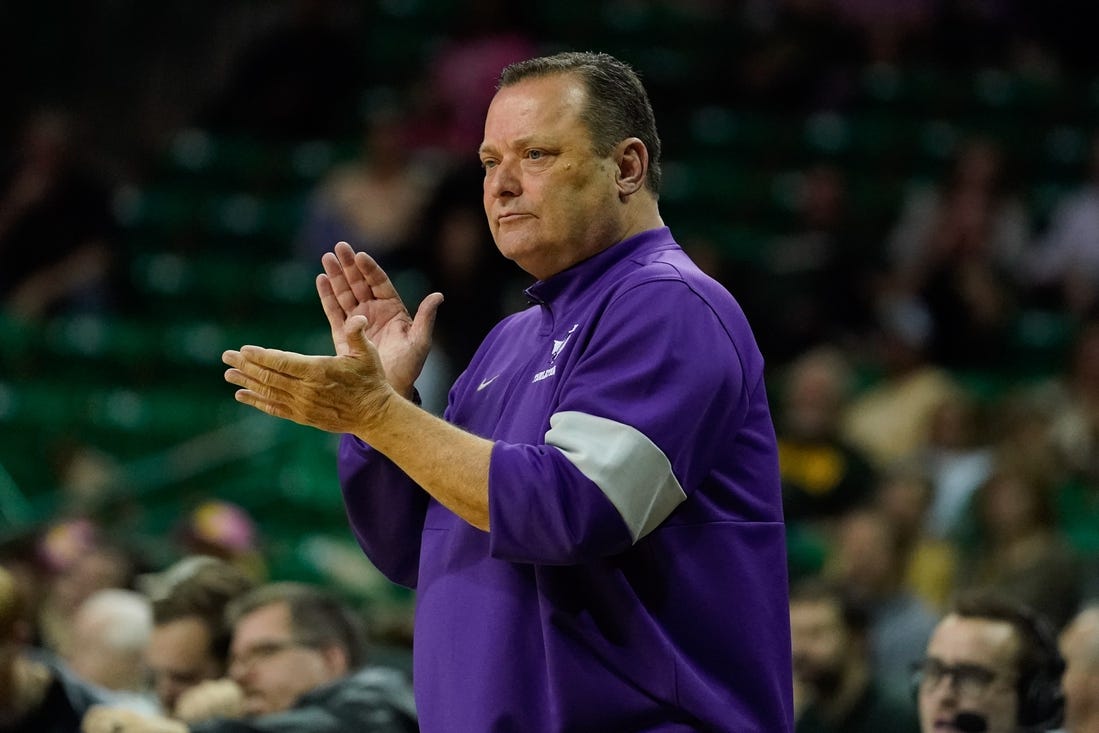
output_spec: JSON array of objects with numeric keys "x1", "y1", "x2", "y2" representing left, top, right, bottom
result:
[{"x1": 339, "y1": 227, "x2": 793, "y2": 732}]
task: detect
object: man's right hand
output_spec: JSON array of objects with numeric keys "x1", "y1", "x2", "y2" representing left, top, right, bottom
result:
[
  {"x1": 173, "y1": 678, "x2": 245, "y2": 724},
  {"x1": 317, "y1": 241, "x2": 443, "y2": 399}
]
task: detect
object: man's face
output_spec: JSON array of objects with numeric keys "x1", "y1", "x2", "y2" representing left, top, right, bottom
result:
[
  {"x1": 480, "y1": 72, "x2": 625, "y2": 280},
  {"x1": 146, "y1": 616, "x2": 223, "y2": 713},
  {"x1": 918, "y1": 615, "x2": 1021, "y2": 733},
  {"x1": 790, "y1": 598, "x2": 849, "y2": 696},
  {"x1": 1059, "y1": 611, "x2": 1099, "y2": 732},
  {"x1": 227, "y1": 602, "x2": 343, "y2": 717}
]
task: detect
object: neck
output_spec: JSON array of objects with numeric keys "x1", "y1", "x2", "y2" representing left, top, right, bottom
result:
[
  {"x1": 618, "y1": 194, "x2": 663, "y2": 241},
  {"x1": 818, "y1": 660, "x2": 869, "y2": 724}
]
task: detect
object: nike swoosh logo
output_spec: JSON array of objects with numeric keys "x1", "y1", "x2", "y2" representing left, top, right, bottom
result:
[{"x1": 477, "y1": 374, "x2": 500, "y2": 391}]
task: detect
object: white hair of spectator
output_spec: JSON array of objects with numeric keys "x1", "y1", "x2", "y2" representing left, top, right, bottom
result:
[
  {"x1": 78, "y1": 589, "x2": 153, "y2": 652},
  {"x1": 65, "y1": 588, "x2": 154, "y2": 694}
]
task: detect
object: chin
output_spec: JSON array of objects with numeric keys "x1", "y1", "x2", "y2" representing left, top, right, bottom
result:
[{"x1": 497, "y1": 241, "x2": 548, "y2": 277}]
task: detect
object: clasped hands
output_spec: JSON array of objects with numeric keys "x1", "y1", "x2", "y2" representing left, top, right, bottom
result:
[
  {"x1": 82, "y1": 678, "x2": 243, "y2": 733},
  {"x1": 223, "y1": 242, "x2": 443, "y2": 436}
]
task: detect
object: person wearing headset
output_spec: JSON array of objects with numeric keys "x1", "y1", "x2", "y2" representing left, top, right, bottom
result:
[{"x1": 913, "y1": 592, "x2": 1065, "y2": 733}]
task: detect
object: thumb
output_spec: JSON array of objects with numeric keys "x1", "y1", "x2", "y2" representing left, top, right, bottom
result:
[
  {"x1": 411, "y1": 292, "x2": 444, "y2": 344},
  {"x1": 344, "y1": 315, "x2": 371, "y2": 355}
]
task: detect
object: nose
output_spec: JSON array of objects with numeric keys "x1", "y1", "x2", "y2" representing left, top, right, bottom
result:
[
  {"x1": 485, "y1": 156, "x2": 520, "y2": 199},
  {"x1": 228, "y1": 657, "x2": 251, "y2": 683}
]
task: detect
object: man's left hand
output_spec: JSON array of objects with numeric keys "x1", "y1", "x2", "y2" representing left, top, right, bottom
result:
[{"x1": 223, "y1": 315, "x2": 398, "y2": 435}]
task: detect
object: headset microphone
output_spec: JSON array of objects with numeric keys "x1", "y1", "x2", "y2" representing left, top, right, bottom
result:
[{"x1": 954, "y1": 712, "x2": 988, "y2": 732}]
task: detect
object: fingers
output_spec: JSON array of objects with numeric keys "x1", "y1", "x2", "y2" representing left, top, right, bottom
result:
[
  {"x1": 319, "y1": 242, "x2": 407, "y2": 316},
  {"x1": 226, "y1": 345, "x2": 314, "y2": 377},
  {"x1": 221, "y1": 342, "x2": 386, "y2": 434},
  {"x1": 316, "y1": 273, "x2": 349, "y2": 340},
  {"x1": 221, "y1": 346, "x2": 316, "y2": 404},
  {"x1": 411, "y1": 292, "x2": 445, "y2": 344},
  {"x1": 321, "y1": 242, "x2": 363, "y2": 315},
  {"x1": 222, "y1": 350, "x2": 302, "y2": 423},
  {"x1": 343, "y1": 314, "x2": 388, "y2": 366},
  {"x1": 335, "y1": 241, "x2": 375, "y2": 303},
  {"x1": 343, "y1": 315, "x2": 371, "y2": 354},
  {"x1": 353, "y1": 250, "x2": 401, "y2": 301}
]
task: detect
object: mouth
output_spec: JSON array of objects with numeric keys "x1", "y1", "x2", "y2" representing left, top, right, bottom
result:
[{"x1": 497, "y1": 212, "x2": 532, "y2": 224}]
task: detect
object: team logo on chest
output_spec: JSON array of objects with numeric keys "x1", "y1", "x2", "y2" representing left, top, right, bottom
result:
[
  {"x1": 533, "y1": 323, "x2": 579, "y2": 383},
  {"x1": 552, "y1": 323, "x2": 579, "y2": 361}
]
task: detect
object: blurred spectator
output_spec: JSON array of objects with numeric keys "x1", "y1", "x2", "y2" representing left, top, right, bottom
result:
[
  {"x1": 751, "y1": 164, "x2": 879, "y2": 363},
  {"x1": 296, "y1": 102, "x2": 441, "y2": 270},
  {"x1": 789, "y1": 577, "x2": 919, "y2": 732},
  {"x1": 885, "y1": 137, "x2": 1029, "y2": 369},
  {"x1": 83, "y1": 582, "x2": 417, "y2": 733},
  {"x1": 0, "y1": 536, "x2": 50, "y2": 648},
  {"x1": 1018, "y1": 320, "x2": 1099, "y2": 591},
  {"x1": 990, "y1": 389, "x2": 1065, "y2": 495},
  {"x1": 175, "y1": 501, "x2": 266, "y2": 584},
  {"x1": 1025, "y1": 132, "x2": 1099, "y2": 317},
  {"x1": 957, "y1": 465, "x2": 1082, "y2": 631},
  {"x1": 63, "y1": 589, "x2": 156, "y2": 708},
  {"x1": 920, "y1": 390, "x2": 995, "y2": 541},
  {"x1": 0, "y1": 107, "x2": 122, "y2": 321},
  {"x1": 776, "y1": 346, "x2": 877, "y2": 525},
  {"x1": 139, "y1": 556, "x2": 257, "y2": 715},
  {"x1": 199, "y1": 0, "x2": 365, "y2": 141},
  {"x1": 829, "y1": 508, "x2": 939, "y2": 702},
  {"x1": 874, "y1": 465, "x2": 958, "y2": 612},
  {"x1": 51, "y1": 438, "x2": 125, "y2": 513},
  {"x1": 1059, "y1": 604, "x2": 1099, "y2": 733},
  {"x1": 841, "y1": 298, "x2": 961, "y2": 470},
  {"x1": 777, "y1": 346, "x2": 878, "y2": 582},
  {"x1": 36, "y1": 520, "x2": 140, "y2": 659},
  {"x1": 1043, "y1": 320, "x2": 1099, "y2": 489},
  {"x1": 915, "y1": 592, "x2": 1065, "y2": 733},
  {"x1": 0, "y1": 563, "x2": 107, "y2": 732}
]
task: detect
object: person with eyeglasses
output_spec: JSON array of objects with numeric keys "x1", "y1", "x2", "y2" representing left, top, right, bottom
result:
[
  {"x1": 82, "y1": 582, "x2": 417, "y2": 733},
  {"x1": 140, "y1": 556, "x2": 257, "y2": 716},
  {"x1": 914, "y1": 592, "x2": 1065, "y2": 733}
]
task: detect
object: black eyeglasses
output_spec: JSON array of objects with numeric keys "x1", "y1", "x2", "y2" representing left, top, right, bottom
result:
[
  {"x1": 911, "y1": 658, "x2": 1009, "y2": 698},
  {"x1": 228, "y1": 638, "x2": 317, "y2": 671}
]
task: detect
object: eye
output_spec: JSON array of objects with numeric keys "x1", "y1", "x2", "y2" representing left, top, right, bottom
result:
[
  {"x1": 526, "y1": 149, "x2": 544, "y2": 160},
  {"x1": 480, "y1": 158, "x2": 497, "y2": 171}
]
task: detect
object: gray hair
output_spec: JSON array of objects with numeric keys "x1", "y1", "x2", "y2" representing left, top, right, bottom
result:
[
  {"x1": 498, "y1": 51, "x2": 662, "y2": 195},
  {"x1": 78, "y1": 588, "x2": 152, "y2": 652}
]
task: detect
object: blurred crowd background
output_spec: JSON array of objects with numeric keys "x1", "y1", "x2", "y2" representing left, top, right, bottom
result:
[{"x1": 3, "y1": 0, "x2": 1099, "y2": 706}]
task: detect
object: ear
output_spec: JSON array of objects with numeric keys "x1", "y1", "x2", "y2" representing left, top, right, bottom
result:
[
  {"x1": 614, "y1": 137, "x2": 648, "y2": 199},
  {"x1": 319, "y1": 643, "x2": 351, "y2": 676}
]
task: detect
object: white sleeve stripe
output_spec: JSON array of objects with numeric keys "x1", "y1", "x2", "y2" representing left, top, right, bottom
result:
[{"x1": 545, "y1": 410, "x2": 687, "y2": 543}]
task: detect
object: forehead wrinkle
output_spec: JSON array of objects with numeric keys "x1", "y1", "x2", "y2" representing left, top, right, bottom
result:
[{"x1": 487, "y1": 77, "x2": 586, "y2": 135}]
